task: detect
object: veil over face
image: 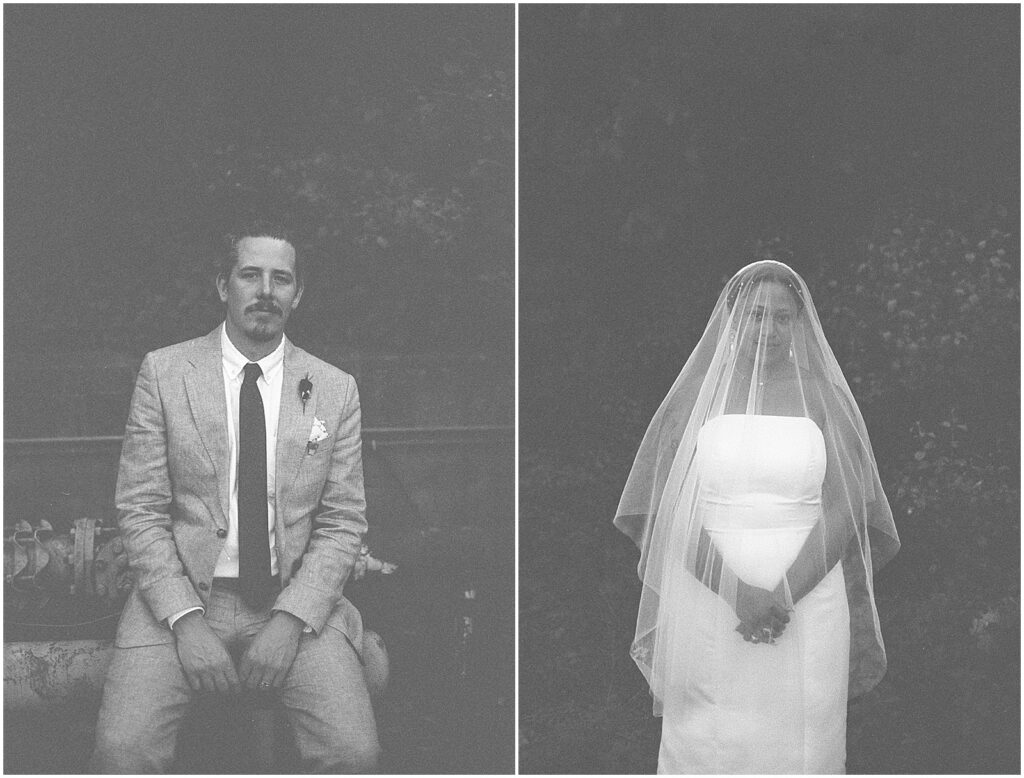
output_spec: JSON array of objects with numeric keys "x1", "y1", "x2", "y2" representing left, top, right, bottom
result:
[{"x1": 614, "y1": 260, "x2": 900, "y2": 714}]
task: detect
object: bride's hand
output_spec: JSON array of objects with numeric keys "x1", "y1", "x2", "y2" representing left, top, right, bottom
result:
[
  {"x1": 735, "y1": 612, "x2": 788, "y2": 644},
  {"x1": 734, "y1": 581, "x2": 790, "y2": 644}
]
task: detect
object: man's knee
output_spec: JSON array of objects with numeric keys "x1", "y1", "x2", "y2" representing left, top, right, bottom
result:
[
  {"x1": 91, "y1": 726, "x2": 172, "y2": 774},
  {"x1": 296, "y1": 711, "x2": 380, "y2": 774},
  {"x1": 313, "y1": 736, "x2": 380, "y2": 774},
  {"x1": 90, "y1": 646, "x2": 189, "y2": 773},
  {"x1": 350, "y1": 736, "x2": 382, "y2": 773}
]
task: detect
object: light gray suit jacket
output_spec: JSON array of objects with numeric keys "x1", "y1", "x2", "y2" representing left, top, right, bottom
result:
[{"x1": 113, "y1": 327, "x2": 366, "y2": 651}]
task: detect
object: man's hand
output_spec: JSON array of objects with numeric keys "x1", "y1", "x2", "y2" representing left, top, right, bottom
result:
[
  {"x1": 172, "y1": 611, "x2": 240, "y2": 693},
  {"x1": 238, "y1": 611, "x2": 304, "y2": 690}
]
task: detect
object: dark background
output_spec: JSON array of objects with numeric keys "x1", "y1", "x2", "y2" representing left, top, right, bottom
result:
[
  {"x1": 4, "y1": 4, "x2": 513, "y2": 774},
  {"x1": 5, "y1": 3, "x2": 513, "y2": 358},
  {"x1": 519, "y1": 5, "x2": 1019, "y2": 774}
]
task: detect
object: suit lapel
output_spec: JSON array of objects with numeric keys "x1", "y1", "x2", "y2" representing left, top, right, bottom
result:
[
  {"x1": 184, "y1": 328, "x2": 230, "y2": 529},
  {"x1": 277, "y1": 339, "x2": 317, "y2": 495}
]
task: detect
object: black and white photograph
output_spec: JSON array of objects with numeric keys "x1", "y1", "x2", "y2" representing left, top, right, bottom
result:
[
  {"x1": 4, "y1": 2, "x2": 1022, "y2": 776},
  {"x1": 519, "y1": 4, "x2": 1019, "y2": 774},
  {"x1": 4, "y1": 4, "x2": 513, "y2": 773}
]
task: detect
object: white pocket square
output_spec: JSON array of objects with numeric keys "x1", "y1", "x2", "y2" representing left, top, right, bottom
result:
[{"x1": 306, "y1": 417, "x2": 329, "y2": 453}]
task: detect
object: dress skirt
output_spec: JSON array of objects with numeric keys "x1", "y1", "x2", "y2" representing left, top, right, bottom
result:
[{"x1": 657, "y1": 525, "x2": 850, "y2": 775}]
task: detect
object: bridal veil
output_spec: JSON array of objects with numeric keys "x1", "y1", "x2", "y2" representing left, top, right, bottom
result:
[{"x1": 614, "y1": 260, "x2": 900, "y2": 715}]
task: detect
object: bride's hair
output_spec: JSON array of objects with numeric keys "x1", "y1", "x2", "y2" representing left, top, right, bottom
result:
[{"x1": 726, "y1": 262, "x2": 805, "y2": 313}]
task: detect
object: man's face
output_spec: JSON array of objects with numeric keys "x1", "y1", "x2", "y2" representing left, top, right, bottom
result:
[{"x1": 217, "y1": 236, "x2": 303, "y2": 345}]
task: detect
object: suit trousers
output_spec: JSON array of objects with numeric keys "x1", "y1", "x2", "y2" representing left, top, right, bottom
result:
[{"x1": 90, "y1": 583, "x2": 379, "y2": 773}]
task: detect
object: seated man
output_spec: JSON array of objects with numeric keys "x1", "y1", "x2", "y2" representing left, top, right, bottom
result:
[{"x1": 91, "y1": 220, "x2": 379, "y2": 772}]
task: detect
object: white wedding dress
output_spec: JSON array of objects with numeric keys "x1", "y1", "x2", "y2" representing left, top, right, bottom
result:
[{"x1": 658, "y1": 415, "x2": 850, "y2": 774}]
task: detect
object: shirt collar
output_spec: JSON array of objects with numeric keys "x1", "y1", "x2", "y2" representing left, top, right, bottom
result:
[{"x1": 220, "y1": 322, "x2": 286, "y2": 382}]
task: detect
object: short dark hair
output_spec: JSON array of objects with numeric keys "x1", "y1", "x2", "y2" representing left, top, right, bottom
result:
[
  {"x1": 219, "y1": 217, "x2": 303, "y2": 284},
  {"x1": 726, "y1": 263, "x2": 805, "y2": 313}
]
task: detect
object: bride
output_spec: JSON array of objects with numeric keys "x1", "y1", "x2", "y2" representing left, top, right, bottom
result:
[{"x1": 614, "y1": 260, "x2": 900, "y2": 774}]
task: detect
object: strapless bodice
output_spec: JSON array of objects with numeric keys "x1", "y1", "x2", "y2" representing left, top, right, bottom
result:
[{"x1": 695, "y1": 414, "x2": 826, "y2": 531}]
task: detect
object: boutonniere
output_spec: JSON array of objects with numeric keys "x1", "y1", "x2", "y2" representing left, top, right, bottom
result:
[
  {"x1": 306, "y1": 416, "x2": 329, "y2": 454},
  {"x1": 298, "y1": 375, "x2": 313, "y2": 414}
]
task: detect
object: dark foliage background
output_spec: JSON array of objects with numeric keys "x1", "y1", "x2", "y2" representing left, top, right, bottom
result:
[
  {"x1": 519, "y1": 6, "x2": 1019, "y2": 774},
  {"x1": 4, "y1": 5, "x2": 513, "y2": 774},
  {"x1": 5, "y1": 4, "x2": 513, "y2": 358}
]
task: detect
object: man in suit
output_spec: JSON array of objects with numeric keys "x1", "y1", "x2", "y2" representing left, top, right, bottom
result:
[{"x1": 91, "y1": 221, "x2": 380, "y2": 772}]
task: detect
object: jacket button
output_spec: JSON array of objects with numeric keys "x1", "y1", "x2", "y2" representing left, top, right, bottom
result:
[
  {"x1": 216, "y1": 529, "x2": 227, "y2": 538},
  {"x1": 198, "y1": 582, "x2": 209, "y2": 592}
]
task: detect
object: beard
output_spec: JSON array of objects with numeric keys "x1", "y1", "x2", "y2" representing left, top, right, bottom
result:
[
  {"x1": 245, "y1": 314, "x2": 282, "y2": 342},
  {"x1": 248, "y1": 323, "x2": 279, "y2": 342}
]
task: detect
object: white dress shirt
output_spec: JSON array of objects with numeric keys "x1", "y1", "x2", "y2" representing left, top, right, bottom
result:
[
  {"x1": 167, "y1": 323, "x2": 286, "y2": 627},
  {"x1": 216, "y1": 324, "x2": 285, "y2": 578}
]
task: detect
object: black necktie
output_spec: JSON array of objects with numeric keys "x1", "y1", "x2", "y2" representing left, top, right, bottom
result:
[{"x1": 239, "y1": 362, "x2": 272, "y2": 607}]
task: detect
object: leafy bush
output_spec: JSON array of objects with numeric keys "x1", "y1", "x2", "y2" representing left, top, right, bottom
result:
[
  {"x1": 890, "y1": 413, "x2": 1019, "y2": 593},
  {"x1": 818, "y1": 194, "x2": 1018, "y2": 416}
]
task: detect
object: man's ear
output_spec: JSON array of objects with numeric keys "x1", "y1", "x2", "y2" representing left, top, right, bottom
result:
[
  {"x1": 216, "y1": 273, "x2": 228, "y2": 303},
  {"x1": 291, "y1": 281, "x2": 304, "y2": 310}
]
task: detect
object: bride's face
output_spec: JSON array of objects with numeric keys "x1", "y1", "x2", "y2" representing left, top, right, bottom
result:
[{"x1": 735, "y1": 280, "x2": 799, "y2": 366}]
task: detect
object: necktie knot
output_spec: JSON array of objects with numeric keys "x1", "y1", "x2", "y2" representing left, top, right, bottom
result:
[{"x1": 243, "y1": 362, "x2": 263, "y2": 383}]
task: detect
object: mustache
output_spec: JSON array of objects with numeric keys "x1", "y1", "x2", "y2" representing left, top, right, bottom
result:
[{"x1": 246, "y1": 301, "x2": 283, "y2": 315}]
